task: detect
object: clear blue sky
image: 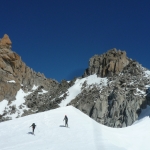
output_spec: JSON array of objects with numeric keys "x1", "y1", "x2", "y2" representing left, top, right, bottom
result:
[{"x1": 0, "y1": 0, "x2": 150, "y2": 82}]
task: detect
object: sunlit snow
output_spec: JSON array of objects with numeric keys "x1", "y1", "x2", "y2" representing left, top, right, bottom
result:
[
  {"x1": 0, "y1": 85, "x2": 39, "y2": 118},
  {"x1": 7, "y1": 80, "x2": 16, "y2": 83},
  {"x1": 0, "y1": 106, "x2": 150, "y2": 150},
  {"x1": 38, "y1": 89, "x2": 48, "y2": 94},
  {"x1": 143, "y1": 70, "x2": 150, "y2": 77},
  {"x1": 32, "y1": 85, "x2": 38, "y2": 90},
  {"x1": 0, "y1": 100, "x2": 8, "y2": 115}
]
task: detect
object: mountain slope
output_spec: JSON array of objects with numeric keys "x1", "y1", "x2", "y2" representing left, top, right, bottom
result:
[
  {"x1": 0, "y1": 34, "x2": 60, "y2": 121},
  {"x1": 0, "y1": 106, "x2": 150, "y2": 150}
]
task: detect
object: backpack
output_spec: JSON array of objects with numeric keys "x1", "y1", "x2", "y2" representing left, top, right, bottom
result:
[{"x1": 32, "y1": 123, "x2": 36, "y2": 128}]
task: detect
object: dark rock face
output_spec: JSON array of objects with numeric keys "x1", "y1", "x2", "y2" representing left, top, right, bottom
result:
[
  {"x1": 146, "y1": 88, "x2": 150, "y2": 106},
  {"x1": 68, "y1": 51, "x2": 149, "y2": 127},
  {"x1": 83, "y1": 48, "x2": 129, "y2": 77},
  {"x1": 23, "y1": 79, "x2": 75, "y2": 115},
  {"x1": 0, "y1": 81, "x2": 20, "y2": 101}
]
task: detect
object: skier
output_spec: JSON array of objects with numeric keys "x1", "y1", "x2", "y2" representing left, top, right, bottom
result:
[
  {"x1": 30, "y1": 123, "x2": 36, "y2": 134},
  {"x1": 63, "y1": 115, "x2": 68, "y2": 127}
]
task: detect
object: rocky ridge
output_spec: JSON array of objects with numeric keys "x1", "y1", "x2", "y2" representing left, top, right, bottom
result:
[
  {"x1": 68, "y1": 49, "x2": 150, "y2": 127},
  {"x1": 0, "y1": 34, "x2": 60, "y2": 121}
]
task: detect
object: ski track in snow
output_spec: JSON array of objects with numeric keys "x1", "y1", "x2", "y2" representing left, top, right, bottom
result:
[{"x1": 0, "y1": 106, "x2": 150, "y2": 150}]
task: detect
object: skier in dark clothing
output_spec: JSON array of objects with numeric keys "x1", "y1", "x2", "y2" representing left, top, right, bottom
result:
[
  {"x1": 63, "y1": 115, "x2": 68, "y2": 127},
  {"x1": 30, "y1": 123, "x2": 36, "y2": 134}
]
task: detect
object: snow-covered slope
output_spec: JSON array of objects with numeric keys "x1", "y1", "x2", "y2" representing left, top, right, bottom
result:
[
  {"x1": 0, "y1": 106, "x2": 150, "y2": 150},
  {"x1": 0, "y1": 85, "x2": 48, "y2": 119},
  {"x1": 59, "y1": 74, "x2": 108, "y2": 106}
]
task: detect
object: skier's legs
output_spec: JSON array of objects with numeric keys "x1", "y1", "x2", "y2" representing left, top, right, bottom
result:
[
  {"x1": 65, "y1": 120, "x2": 67, "y2": 127},
  {"x1": 33, "y1": 127, "x2": 35, "y2": 133}
]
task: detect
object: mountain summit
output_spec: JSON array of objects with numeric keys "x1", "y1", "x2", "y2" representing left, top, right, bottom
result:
[{"x1": 84, "y1": 48, "x2": 129, "y2": 77}]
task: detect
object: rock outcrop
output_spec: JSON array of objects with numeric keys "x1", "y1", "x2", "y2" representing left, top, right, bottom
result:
[
  {"x1": 24, "y1": 79, "x2": 74, "y2": 114},
  {"x1": 84, "y1": 48, "x2": 129, "y2": 77},
  {"x1": 0, "y1": 34, "x2": 12, "y2": 49}
]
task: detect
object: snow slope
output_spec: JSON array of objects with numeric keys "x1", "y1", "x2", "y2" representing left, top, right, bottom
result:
[
  {"x1": 0, "y1": 85, "x2": 48, "y2": 119},
  {"x1": 0, "y1": 106, "x2": 150, "y2": 150},
  {"x1": 59, "y1": 74, "x2": 108, "y2": 106}
]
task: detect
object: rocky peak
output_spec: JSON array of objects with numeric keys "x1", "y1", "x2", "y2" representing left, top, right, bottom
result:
[
  {"x1": 84, "y1": 48, "x2": 130, "y2": 77},
  {"x1": 0, "y1": 34, "x2": 12, "y2": 49},
  {"x1": 0, "y1": 34, "x2": 59, "y2": 102}
]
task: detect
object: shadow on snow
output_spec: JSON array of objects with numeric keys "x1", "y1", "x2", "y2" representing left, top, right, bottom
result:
[
  {"x1": 59, "y1": 125, "x2": 66, "y2": 127},
  {"x1": 27, "y1": 132, "x2": 34, "y2": 135}
]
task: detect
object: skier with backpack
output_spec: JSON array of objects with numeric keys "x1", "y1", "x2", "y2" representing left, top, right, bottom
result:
[
  {"x1": 30, "y1": 123, "x2": 36, "y2": 134},
  {"x1": 63, "y1": 115, "x2": 68, "y2": 127}
]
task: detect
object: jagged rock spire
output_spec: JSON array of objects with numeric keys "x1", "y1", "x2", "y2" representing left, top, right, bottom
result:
[{"x1": 0, "y1": 34, "x2": 12, "y2": 49}]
